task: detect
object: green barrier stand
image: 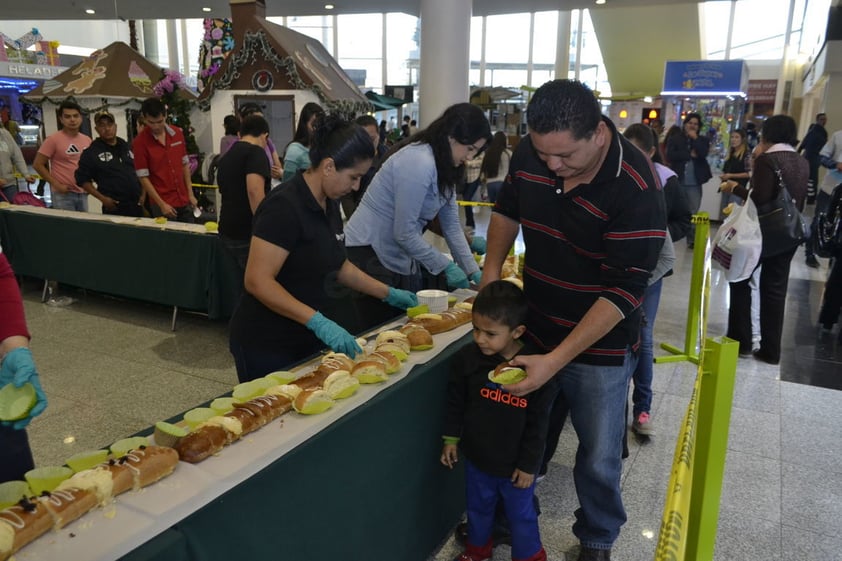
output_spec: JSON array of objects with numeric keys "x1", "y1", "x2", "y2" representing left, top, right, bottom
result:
[
  {"x1": 656, "y1": 213, "x2": 711, "y2": 365},
  {"x1": 655, "y1": 336, "x2": 738, "y2": 561},
  {"x1": 685, "y1": 336, "x2": 739, "y2": 561}
]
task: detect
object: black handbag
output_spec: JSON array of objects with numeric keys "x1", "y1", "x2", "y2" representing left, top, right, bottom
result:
[
  {"x1": 815, "y1": 182, "x2": 842, "y2": 258},
  {"x1": 755, "y1": 163, "x2": 808, "y2": 258}
]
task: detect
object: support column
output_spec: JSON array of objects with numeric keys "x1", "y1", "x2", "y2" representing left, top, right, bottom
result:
[
  {"x1": 773, "y1": 0, "x2": 797, "y2": 114},
  {"x1": 381, "y1": 13, "x2": 388, "y2": 91},
  {"x1": 574, "y1": 9, "x2": 584, "y2": 81},
  {"x1": 142, "y1": 20, "x2": 161, "y2": 66},
  {"x1": 419, "y1": 0, "x2": 471, "y2": 127},
  {"x1": 479, "y1": 16, "x2": 487, "y2": 87},
  {"x1": 166, "y1": 19, "x2": 179, "y2": 71},
  {"x1": 555, "y1": 10, "x2": 572, "y2": 80},
  {"x1": 526, "y1": 13, "x2": 535, "y2": 87}
]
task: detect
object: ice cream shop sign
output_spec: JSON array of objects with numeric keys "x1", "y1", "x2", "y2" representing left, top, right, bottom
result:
[{"x1": 0, "y1": 61, "x2": 66, "y2": 79}]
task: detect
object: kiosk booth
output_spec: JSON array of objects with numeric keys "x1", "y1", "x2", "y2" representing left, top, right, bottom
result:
[{"x1": 661, "y1": 60, "x2": 749, "y2": 220}]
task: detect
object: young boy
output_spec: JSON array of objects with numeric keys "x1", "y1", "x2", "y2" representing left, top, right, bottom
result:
[{"x1": 441, "y1": 280, "x2": 552, "y2": 561}]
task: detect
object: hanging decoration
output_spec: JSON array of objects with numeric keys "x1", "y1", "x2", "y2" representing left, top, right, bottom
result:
[
  {"x1": 251, "y1": 70, "x2": 273, "y2": 92},
  {"x1": 198, "y1": 30, "x2": 372, "y2": 118},
  {"x1": 0, "y1": 28, "x2": 43, "y2": 63},
  {"x1": 198, "y1": 18, "x2": 234, "y2": 91},
  {"x1": 154, "y1": 69, "x2": 199, "y2": 156}
]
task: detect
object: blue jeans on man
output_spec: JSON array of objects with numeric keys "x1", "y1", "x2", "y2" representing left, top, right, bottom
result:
[
  {"x1": 552, "y1": 349, "x2": 636, "y2": 549},
  {"x1": 51, "y1": 191, "x2": 88, "y2": 212}
]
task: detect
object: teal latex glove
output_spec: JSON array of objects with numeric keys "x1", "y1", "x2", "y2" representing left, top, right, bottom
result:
[
  {"x1": 0, "y1": 348, "x2": 48, "y2": 429},
  {"x1": 444, "y1": 262, "x2": 469, "y2": 289},
  {"x1": 470, "y1": 236, "x2": 487, "y2": 255},
  {"x1": 383, "y1": 287, "x2": 418, "y2": 309},
  {"x1": 469, "y1": 270, "x2": 483, "y2": 285},
  {"x1": 305, "y1": 312, "x2": 362, "y2": 358}
]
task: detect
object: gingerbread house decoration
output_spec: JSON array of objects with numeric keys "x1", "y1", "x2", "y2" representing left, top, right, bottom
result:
[
  {"x1": 23, "y1": 41, "x2": 196, "y2": 136},
  {"x1": 193, "y1": 0, "x2": 371, "y2": 157}
]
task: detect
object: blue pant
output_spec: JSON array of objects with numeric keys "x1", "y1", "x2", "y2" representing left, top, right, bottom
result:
[
  {"x1": 1, "y1": 183, "x2": 18, "y2": 203},
  {"x1": 684, "y1": 183, "x2": 702, "y2": 245},
  {"x1": 554, "y1": 350, "x2": 635, "y2": 549},
  {"x1": 632, "y1": 279, "x2": 662, "y2": 416},
  {"x1": 51, "y1": 191, "x2": 88, "y2": 212},
  {"x1": 464, "y1": 459, "x2": 542, "y2": 560}
]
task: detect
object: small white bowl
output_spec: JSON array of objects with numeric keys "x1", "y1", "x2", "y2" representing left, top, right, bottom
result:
[{"x1": 416, "y1": 289, "x2": 449, "y2": 313}]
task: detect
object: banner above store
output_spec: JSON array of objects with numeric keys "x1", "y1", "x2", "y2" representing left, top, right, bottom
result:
[{"x1": 661, "y1": 60, "x2": 748, "y2": 97}]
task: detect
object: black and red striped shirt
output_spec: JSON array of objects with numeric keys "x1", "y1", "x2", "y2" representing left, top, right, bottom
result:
[{"x1": 494, "y1": 119, "x2": 666, "y2": 365}]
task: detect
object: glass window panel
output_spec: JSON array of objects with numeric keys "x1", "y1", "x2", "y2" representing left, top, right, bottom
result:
[
  {"x1": 337, "y1": 57, "x2": 382, "y2": 89},
  {"x1": 532, "y1": 11, "x2": 558, "y2": 65},
  {"x1": 385, "y1": 12, "x2": 419, "y2": 90},
  {"x1": 487, "y1": 69, "x2": 528, "y2": 89},
  {"x1": 337, "y1": 14, "x2": 382, "y2": 59},
  {"x1": 470, "y1": 16, "x2": 483, "y2": 63},
  {"x1": 579, "y1": 10, "x2": 610, "y2": 97},
  {"x1": 485, "y1": 13, "x2": 531, "y2": 64},
  {"x1": 730, "y1": 0, "x2": 787, "y2": 59},
  {"x1": 469, "y1": 69, "x2": 482, "y2": 87},
  {"x1": 702, "y1": 1, "x2": 733, "y2": 59},
  {"x1": 799, "y1": 0, "x2": 831, "y2": 57},
  {"x1": 730, "y1": 36, "x2": 785, "y2": 60},
  {"x1": 284, "y1": 15, "x2": 334, "y2": 53}
]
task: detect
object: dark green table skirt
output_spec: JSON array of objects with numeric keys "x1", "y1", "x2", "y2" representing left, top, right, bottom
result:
[
  {"x1": 0, "y1": 208, "x2": 239, "y2": 318},
  {"x1": 120, "y1": 334, "x2": 471, "y2": 561}
]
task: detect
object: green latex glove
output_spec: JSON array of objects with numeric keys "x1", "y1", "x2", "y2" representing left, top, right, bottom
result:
[{"x1": 305, "y1": 312, "x2": 362, "y2": 358}]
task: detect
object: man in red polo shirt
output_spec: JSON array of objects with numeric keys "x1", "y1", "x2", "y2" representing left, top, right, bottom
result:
[{"x1": 133, "y1": 97, "x2": 197, "y2": 222}]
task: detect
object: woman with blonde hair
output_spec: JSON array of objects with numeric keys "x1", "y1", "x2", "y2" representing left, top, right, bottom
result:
[{"x1": 719, "y1": 128, "x2": 751, "y2": 217}]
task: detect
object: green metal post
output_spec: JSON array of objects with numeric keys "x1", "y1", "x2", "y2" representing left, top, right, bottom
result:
[
  {"x1": 656, "y1": 213, "x2": 710, "y2": 365},
  {"x1": 685, "y1": 336, "x2": 739, "y2": 561}
]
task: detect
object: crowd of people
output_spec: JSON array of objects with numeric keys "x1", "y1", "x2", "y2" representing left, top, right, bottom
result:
[{"x1": 2, "y1": 78, "x2": 840, "y2": 561}]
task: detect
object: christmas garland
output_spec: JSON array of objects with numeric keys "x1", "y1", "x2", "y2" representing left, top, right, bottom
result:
[{"x1": 198, "y1": 29, "x2": 372, "y2": 118}]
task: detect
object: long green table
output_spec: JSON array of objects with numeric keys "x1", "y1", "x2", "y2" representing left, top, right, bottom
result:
[
  {"x1": 118, "y1": 332, "x2": 470, "y2": 561},
  {"x1": 0, "y1": 206, "x2": 239, "y2": 319}
]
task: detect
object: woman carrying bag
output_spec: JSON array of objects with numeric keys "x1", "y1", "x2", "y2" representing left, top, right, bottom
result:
[{"x1": 720, "y1": 115, "x2": 808, "y2": 364}]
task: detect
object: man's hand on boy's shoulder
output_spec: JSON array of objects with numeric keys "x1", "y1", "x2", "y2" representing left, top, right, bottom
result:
[{"x1": 511, "y1": 468, "x2": 534, "y2": 489}]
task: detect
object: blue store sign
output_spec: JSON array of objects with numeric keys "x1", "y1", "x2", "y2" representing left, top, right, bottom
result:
[{"x1": 661, "y1": 60, "x2": 748, "y2": 96}]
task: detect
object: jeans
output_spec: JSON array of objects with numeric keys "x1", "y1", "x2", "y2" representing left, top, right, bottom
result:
[
  {"x1": 632, "y1": 279, "x2": 662, "y2": 416},
  {"x1": 51, "y1": 191, "x2": 88, "y2": 212},
  {"x1": 806, "y1": 190, "x2": 831, "y2": 259},
  {"x1": 684, "y1": 183, "x2": 702, "y2": 245},
  {"x1": 553, "y1": 350, "x2": 635, "y2": 549},
  {"x1": 465, "y1": 460, "x2": 542, "y2": 559},
  {"x1": 1, "y1": 183, "x2": 18, "y2": 203}
]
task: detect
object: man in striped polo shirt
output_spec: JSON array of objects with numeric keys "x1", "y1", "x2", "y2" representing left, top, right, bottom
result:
[{"x1": 481, "y1": 79, "x2": 666, "y2": 561}]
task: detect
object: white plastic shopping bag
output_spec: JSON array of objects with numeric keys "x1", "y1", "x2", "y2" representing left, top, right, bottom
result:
[{"x1": 711, "y1": 196, "x2": 762, "y2": 282}]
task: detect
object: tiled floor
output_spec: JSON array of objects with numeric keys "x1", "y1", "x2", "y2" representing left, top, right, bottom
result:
[{"x1": 15, "y1": 203, "x2": 842, "y2": 561}]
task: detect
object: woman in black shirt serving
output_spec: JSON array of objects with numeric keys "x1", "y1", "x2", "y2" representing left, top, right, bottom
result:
[{"x1": 229, "y1": 115, "x2": 417, "y2": 382}]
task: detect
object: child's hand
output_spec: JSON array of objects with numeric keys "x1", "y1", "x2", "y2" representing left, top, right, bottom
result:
[
  {"x1": 511, "y1": 469, "x2": 534, "y2": 489},
  {"x1": 440, "y1": 444, "x2": 458, "y2": 468}
]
